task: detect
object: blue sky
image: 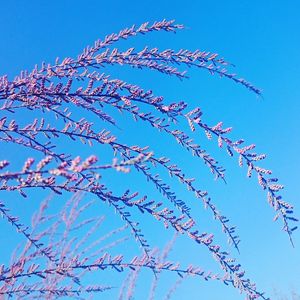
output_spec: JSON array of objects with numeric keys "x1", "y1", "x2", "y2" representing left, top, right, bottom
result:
[{"x1": 0, "y1": 1, "x2": 299, "y2": 299}]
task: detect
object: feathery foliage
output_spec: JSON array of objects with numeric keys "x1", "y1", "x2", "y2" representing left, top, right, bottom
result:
[{"x1": 0, "y1": 19, "x2": 297, "y2": 299}]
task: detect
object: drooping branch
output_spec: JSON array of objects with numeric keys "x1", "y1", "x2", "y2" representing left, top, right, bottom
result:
[{"x1": 0, "y1": 18, "x2": 295, "y2": 300}]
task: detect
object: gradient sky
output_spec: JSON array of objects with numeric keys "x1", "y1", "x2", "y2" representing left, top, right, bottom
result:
[{"x1": 0, "y1": 1, "x2": 299, "y2": 299}]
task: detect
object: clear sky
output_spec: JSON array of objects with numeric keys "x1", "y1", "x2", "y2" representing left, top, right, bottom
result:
[{"x1": 0, "y1": 1, "x2": 299, "y2": 299}]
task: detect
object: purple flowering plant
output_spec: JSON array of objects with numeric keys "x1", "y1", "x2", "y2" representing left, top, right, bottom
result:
[{"x1": 0, "y1": 19, "x2": 297, "y2": 299}]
